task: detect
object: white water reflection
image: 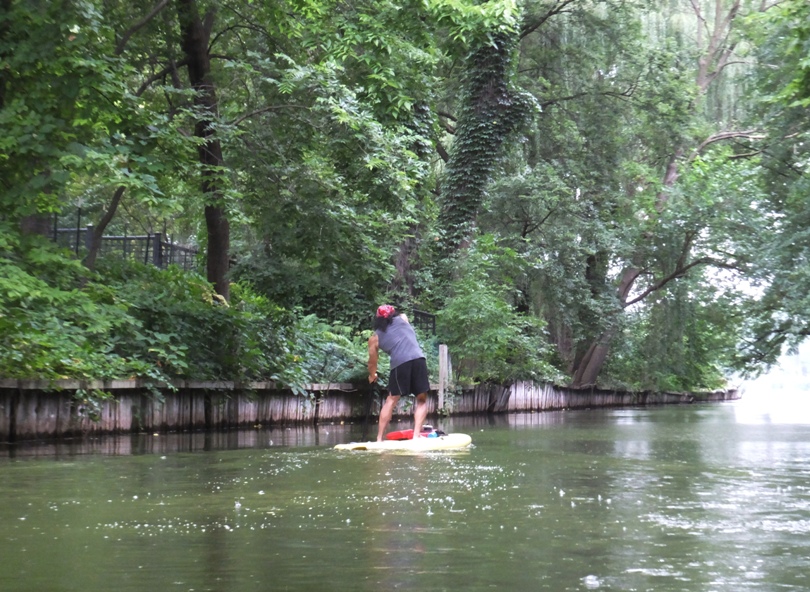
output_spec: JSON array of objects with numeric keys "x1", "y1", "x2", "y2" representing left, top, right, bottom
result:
[
  {"x1": 734, "y1": 340, "x2": 810, "y2": 424},
  {"x1": 736, "y1": 385, "x2": 810, "y2": 425}
]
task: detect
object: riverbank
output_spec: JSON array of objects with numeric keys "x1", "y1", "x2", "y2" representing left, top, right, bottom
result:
[{"x1": 0, "y1": 378, "x2": 739, "y2": 443}]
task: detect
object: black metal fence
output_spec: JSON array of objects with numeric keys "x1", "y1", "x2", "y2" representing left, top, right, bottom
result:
[
  {"x1": 51, "y1": 216, "x2": 199, "y2": 273},
  {"x1": 412, "y1": 309, "x2": 436, "y2": 335}
]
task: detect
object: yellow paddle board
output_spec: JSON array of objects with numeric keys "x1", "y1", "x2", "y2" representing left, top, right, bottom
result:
[{"x1": 334, "y1": 433, "x2": 472, "y2": 452}]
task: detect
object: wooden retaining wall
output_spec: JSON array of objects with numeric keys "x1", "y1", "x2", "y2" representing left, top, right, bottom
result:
[
  {"x1": 447, "y1": 381, "x2": 735, "y2": 415},
  {"x1": 0, "y1": 378, "x2": 739, "y2": 442}
]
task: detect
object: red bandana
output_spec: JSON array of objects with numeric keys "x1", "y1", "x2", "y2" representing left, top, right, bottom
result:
[{"x1": 376, "y1": 304, "x2": 395, "y2": 318}]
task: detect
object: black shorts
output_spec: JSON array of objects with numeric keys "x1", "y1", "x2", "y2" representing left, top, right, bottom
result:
[{"x1": 388, "y1": 358, "x2": 430, "y2": 396}]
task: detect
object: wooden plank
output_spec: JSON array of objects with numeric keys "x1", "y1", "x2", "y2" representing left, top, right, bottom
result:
[{"x1": 438, "y1": 344, "x2": 448, "y2": 412}]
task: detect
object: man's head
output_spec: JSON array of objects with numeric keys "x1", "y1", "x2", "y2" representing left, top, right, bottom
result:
[
  {"x1": 374, "y1": 304, "x2": 398, "y2": 331},
  {"x1": 376, "y1": 304, "x2": 396, "y2": 319}
]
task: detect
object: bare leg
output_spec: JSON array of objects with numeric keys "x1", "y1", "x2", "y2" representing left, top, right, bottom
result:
[
  {"x1": 377, "y1": 394, "x2": 400, "y2": 442},
  {"x1": 412, "y1": 392, "x2": 428, "y2": 439}
]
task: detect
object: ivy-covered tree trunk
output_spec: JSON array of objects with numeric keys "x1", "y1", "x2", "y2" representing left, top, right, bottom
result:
[
  {"x1": 437, "y1": 31, "x2": 529, "y2": 258},
  {"x1": 392, "y1": 234, "x2": 417, "y2": 298},
  {"x1": 177, "y1": 0, "x2": 230, "y2": 301}
]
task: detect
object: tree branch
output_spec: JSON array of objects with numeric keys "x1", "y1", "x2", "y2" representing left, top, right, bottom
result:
[
  {"x1": 729, "y1": 150, "x2": 762, "y2": 160},
  {"x1": 84, "y1": 185, "x2": 126, "y2": 271},
  {"x1": 623, "y1": 256, "x2": 739, "y2": 308},
  {"x1": 135, "y1": 58, "x2": 190, "y2": 96},
  {"x1": 539, "y1": 91, "x2": 590, "y2": 109},
  {"x1": 688, "y1": 129, "x2": 765, "y2": 160},
  {"x1": 695, "y1": 0, "x2": 741, "y2": 92},
  {"x1": 436, "y1": 141, "x2": 450, "y2": 164},
  {"x1": 520, "y1": 0, "x2": 579, "y2": 39},
  {"x1": 115, "y1": 0, "x2": 170, "y2": 55}
]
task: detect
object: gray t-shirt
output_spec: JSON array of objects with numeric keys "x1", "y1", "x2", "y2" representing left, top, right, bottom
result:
[{"x1": 375, "y1": 315, "x2": 425, "y2": 370}]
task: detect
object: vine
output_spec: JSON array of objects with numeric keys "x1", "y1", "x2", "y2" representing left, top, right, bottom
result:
[{"x1": 437, "y1": 30, "x2": 535, "y2": 259}]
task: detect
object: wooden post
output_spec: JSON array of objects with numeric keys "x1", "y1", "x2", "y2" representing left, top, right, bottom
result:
[
  {"x1": 438, "y1": 344, "x2": 448, "y2": 413},
  {"x1": 152, "y1": 233, "x2": 163, "y2": 268},
  {"x1": 75, "y1": 207, "x2": 82, "y2": 255},
  {"x1": 84, "y1": 225, "x2": 94, "y2": 251}
]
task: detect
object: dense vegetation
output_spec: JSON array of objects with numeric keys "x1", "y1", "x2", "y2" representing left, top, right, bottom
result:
[{"x1": 1, "y1": 0, "x2": 808, "y2": 396}]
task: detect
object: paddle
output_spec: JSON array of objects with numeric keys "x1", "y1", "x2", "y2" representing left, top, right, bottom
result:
[{"x1": 361, "y1": 370, "x2": 388, "y2": 441}]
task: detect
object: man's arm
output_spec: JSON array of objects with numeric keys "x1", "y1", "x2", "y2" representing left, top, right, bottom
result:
[{"x1": 368, "y1": 333, "x2": 379, "y2": 383}]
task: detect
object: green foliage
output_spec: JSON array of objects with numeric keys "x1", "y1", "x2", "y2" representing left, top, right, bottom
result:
[
  {"x1": 481, "y1": 157, "x2": 626, "y2": 363},
  {"x1": 736, "y1": 0, "x2": 810, "y2": 371},
  {"x1": 594, "y1": 146, "x2": 768, "y2": 388},
  {"x1": 0, "y1": 1, "x2": 175, "y2": 219},
  {"x1": 230, "y1": 47, "x2": 432, "y2": 323},
  {"x1": 426, "y1": 0, "x2": 520, "y2": 44},
  {"x1": 469, "y1": 0, "x2": 773, "y2": 388},
  {"x1": 603, "y1": 282, "x2": 741, "y2": 392},
  {"x1": 0, "y1": 221, "x2": 381, "y2": 396},
  {"x1": 288, "y1": 315, "x2": 371, "y2": 387},
  {"x1": 0, "y1": 230, "x2": 159, "y2": 382},
  {"x1": 3, "y1": 0, "x2": 807, "y2": 399},
  {"x1": 436, "y1": 236, "x2": 558, "y2": 385},
  {"x1": 750, "y1": 0, "x2": 810, "y2": 109},
  {"x1": 98, "y1": 263, "x2": 367, "y2": 390}
]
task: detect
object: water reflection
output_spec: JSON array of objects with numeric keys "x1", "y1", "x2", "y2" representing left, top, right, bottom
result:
[
  {"x1": 734, "y1": 387, "x2": 810, "y2": 425},
  {"x1": 2, "y1": 400, "x2": 810, "y2": 591},
  {"x1": 0, "y1": 423, "x2": 357, "y2": 458}
]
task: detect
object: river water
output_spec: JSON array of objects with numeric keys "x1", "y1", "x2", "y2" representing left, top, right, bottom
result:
[{"x1": 1, "y1": 394, "x2": 809, "y2": 592}]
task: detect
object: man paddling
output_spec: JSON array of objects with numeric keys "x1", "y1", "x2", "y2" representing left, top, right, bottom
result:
[{"x1": 368, "y1": 305, "x2": 430, "y2": 442}]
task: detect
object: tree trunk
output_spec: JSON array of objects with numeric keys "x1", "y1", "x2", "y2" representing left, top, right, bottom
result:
[
  {"x1": 19, "y1": 214, "x2": 52, "y2": 238},
  {"x1": 437, "y1": 31, "x2": 527, "y2": 259},
  {"x1": 84, "y1": 186, "x2": 125, "y2": 271},
  {"x1": 204, "y1": 203, "x2": 230, "y2": 298},
  {"x1": 391, "y1": 233, "x2": 417, "y2": 298},
  {"x1": 177, "y1": 0, "x2": 230, "y2": 300},
  {"x1": 571, "y1": 327, "x2": 617, "y2": 388}
]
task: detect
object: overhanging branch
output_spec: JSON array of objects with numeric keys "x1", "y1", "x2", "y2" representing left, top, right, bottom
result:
[
  {"x1": 623, "y1": 256, "x2": 740, "y2": 308},
  {"x1": 115, "y1": 0, "x2": 170, "y2": 55},
  {"x1": 520, "y1": 0, "x2": 579, "y2": 40},
  {"x1": 689, "y1": 129, "x2": 765, "y2": 160}
]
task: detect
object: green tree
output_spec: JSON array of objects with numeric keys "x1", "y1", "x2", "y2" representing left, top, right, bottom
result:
[
  {"x1": 0, "y1": 1, "x2": 139, "y2": 228},
  {"x1": 736, "y1": 0, "x2": 810, "y2": 369},
  {"x1": 226, "y1": 0, "x2": 462, "y2": 321},
  {"x1": 175, "y1": 0, "x2": 231, "y2": 300},
  {"x1": 436, "y1": 235, "x2": 557, "y2": 385},
  {"x1": 2, "y1": 0, "x2": 804, "y2": 396},
  {"x1": 476, "y1": 0, "x2": 763, "y2": 389}
]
